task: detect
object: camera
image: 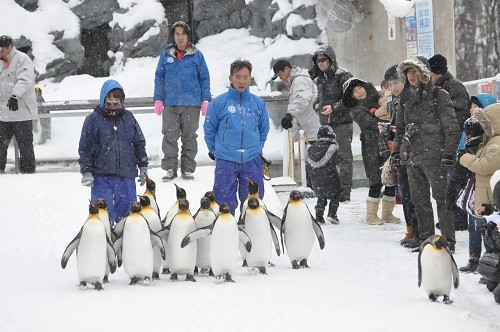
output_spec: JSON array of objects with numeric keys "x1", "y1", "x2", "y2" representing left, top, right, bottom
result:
[
  {"x1": 381, "y1": 123, "x2": 391, "y2": 135},
  {"x1": 403, "y1": 123, "x2": 419, "y2": 142}
]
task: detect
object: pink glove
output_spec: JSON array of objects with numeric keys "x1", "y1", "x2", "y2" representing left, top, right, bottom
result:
[
  {"x1": 154, "y1": 100, "x2": 163, "y2": 116},
  {"x1": 201, "y1": 100, "x2": 209, "y2": 116}
]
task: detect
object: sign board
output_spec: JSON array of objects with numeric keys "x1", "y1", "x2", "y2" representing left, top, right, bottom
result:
[
  {"x1": 415, "y1": 0, "x2": 434, "y2": 57},
  {"x1": 478, "y1": 81, "x2": 494, "y2": 95}
]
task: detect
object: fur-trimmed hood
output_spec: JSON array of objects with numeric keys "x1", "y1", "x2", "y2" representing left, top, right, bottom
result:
[
  {"x1": 474, "y1": 103, "x2": 500, "y2": 138},
  {"x1": 397, "y1": 59, "x2": 431, "y2": 85}
]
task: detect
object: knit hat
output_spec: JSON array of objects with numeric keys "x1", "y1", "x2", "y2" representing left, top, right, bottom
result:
[
  {"x1": 428, "y1": 54, "x2": 448, "y2": 75},
  {"x1": 463, "y1": 116, "x2": 484, "y2": 138},
  {"x1": 317, "y1": 125, "x2": 335, "y2": 140},
  {"x1": 271, "y1": 59, "x2": 291, "y2": 80},
  {"x1": 471, "y1": 93, "x2": 497, "y2": 109},
  {"x1": 0, "y1": 35, "x2": 13, "y2": 50},
  {"x1": 384, "y1": 64, "x2": 398, "y2": 81}
]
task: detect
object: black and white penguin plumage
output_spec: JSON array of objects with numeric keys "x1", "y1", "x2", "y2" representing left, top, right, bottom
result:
[
  {"x1": 193, "y1": 197, "x2": 217, "y2": 274},
  {"x1": 96, "y1": 198, "x2": 114, "y2": 283},
  {"x1": 281, "y1": 190, "x2": 325, "y2": 269},
  {"x1": 143, "y1": 175, "x2": 160, "y2": 218},
  {"x1": 138, "y1": 195, "x2": 163, "y2": 280},
  {"x1": 113, "y1": 202, "x2": 165, "y2": 285},
  {"x1": 418, "y1": 235, "x2": 459, "y2": 304},
  {"x1": 204, "y1": 191, "x2": 219, "y2": 216},
  {"x1": 61, "y1": 203, "x2": 117, "y2": 290}
]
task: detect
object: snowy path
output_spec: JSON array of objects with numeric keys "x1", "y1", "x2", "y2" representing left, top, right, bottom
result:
[{"x1": 0, "y1": 167, "x2": 499, "y2": 331}]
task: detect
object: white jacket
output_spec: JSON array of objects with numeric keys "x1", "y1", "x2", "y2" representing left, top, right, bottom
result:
[
  {"x1": 287, "y1": 67, "x2": 320, "y2": 141},
  {"x1": 0, "y1": 47, "x2": 38, "y2": 122}
]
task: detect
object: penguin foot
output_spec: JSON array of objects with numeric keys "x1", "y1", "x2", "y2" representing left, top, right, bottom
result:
[
  {"x1": 209, "y1": 268, "x2": 214, "y2": 277},
  {"x1": 200, "y1": 268, "x2": 209, "y2": 275},
  {"x1": 170, "y1": 273, "x2": 179, "y2": 281},
  {"x1": 162, "y1": 268, "x2": 170, "y2": 275},
  {"x1": 268, "y1": 261, "x2": 275, "y2": 267},
  {"x1": 292, "y1": 261, "x2": 300, "y2": 269},
  {"x1": 194, "y1": 266, "x2": 199, "y2": 275},
  {"x1": 142, "y1": 277, "x2": 151, "y2": 285},
  {"x1": 186, "y1": 274, "x2": 196, "y2": 282},
  {"x1": 443, "y1": 295, "x2": 453, "y2": 304},
  {"x1": 130, "y1": 277, "x2": 140, "y2": 285},
  {"x1": 300, "y1": 259, "x2": 309, "y2": 268},
  {"x1": 152, "y1": 272, "x2": 160, "y2": 280},
  {"x1": 428, "y1": 293, "x2": 437, "y2": 302},
  {"x1": 94, "y1": 282, "x2": 103, "y2": 291},
  {"x1": 103, "y1": 275, "x2": 109, "y2": 283},
  {"x1": 79, "y1": 281, "x2": 87, "y2": 289},
  {"x1": 225, "y1": 273, "x2": 235, "y2": 283},
  {"x1": 242, "y1": 259, "x2": 248, "y2": 267},
  {"x1": 258, "y1": 267, "x2": 267, "y2": 275}
]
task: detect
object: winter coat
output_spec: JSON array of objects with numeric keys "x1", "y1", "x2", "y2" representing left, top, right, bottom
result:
[
  {"x1": 433, "y1": 71, "x2": 470, "y2": 129},
  {"x1": 306, "y1": 137, "x2": 341, "y2": 199},
  {"x1": 153, "y1": 43, "x2": 211, "y2": 106},
  {"x1": 286, "y1": 67, "x2": 321, "y2": 141},
  {"x1": 343, "y1": 79, "x2": 383, "y2": 185},
  {"x1": 309, "y1": 45, "x2": 353, "y2": 127},
  {"x1": 78, "y1": 80, "x2": 148, "y2": 179},
  {"x1": 204, "y1": 85, "x2": 270, "y2": 164},
  {"x1": 393, "y1": 59, "x2": 460, "y2": 165},
  {"x1": 0, "y1": 47, "x2": 38, "y2": 122},
  {"x1": 460, "y1": 103, "x2": 500, "y2": 209}
]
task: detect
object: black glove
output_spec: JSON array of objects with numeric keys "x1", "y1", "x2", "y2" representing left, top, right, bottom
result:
[
  {"x1": 7, "y1": 96, "x2": 18, "y2": 111},
  {"x1": 391, "y1": 153, "x2": 401, "y2": 168},
  {"x1": 281, "y1": 113, "x2": 293, "y2": 129},
  {"x1": 208, "y1": 152, "x2": 215, "y2": 160},
  {"x1": 441, "y1": 155, "x2": 454, "y2": 167}
]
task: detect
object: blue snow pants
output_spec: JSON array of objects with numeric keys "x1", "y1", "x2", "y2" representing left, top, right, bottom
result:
[
  {"x1": 213, "y1": 157, "x2": 264, "y2": 215},
  {"x1": 91, "y1": 175, "x2": 137, "y2": 225}
]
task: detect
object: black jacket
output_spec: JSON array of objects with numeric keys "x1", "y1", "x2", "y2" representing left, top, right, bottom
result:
[
  {"x1": 434, "y1": 72, "x2": 470, "y2": 130},
  {"x1": 306, "y1": 139, "x2": 341, "y2": 199}
]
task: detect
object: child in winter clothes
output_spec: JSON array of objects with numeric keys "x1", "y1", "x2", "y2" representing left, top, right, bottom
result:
[
  {"x1": 342, "y1": 78, "x2": 400, "y2": 225},
  {"x1": 306, "y1": 125, "x2": 341, "y2": 224},
  {"x1": 78, "y1": 79, "x2": 149, "y2": 225}
]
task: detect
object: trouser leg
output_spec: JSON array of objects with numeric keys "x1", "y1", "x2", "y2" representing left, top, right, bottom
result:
[
  {"x1": 0, "y1": 121, "x2": 14, "y2": 171},
  {"x1": 407, "y1": 164, "x2": 434, "y2": 242},
  {"x1": 213, "y1": 159, "x2": 239, "y2": 215},
  {"x1": 179, "y1": 106, "x2": 200, "y2": 173},
  {"x1": 161, "y1": 106, "x2": 181, "y2": 170},
  {"x1": 333, "y1": 123, "x2": 353, "y2": 199},
  {"x1": 14, "y1": 121, "x2": 36, "y2": 173},
  {"x1": 398, "y1": 165, "x2": 418, "y2": 229}
]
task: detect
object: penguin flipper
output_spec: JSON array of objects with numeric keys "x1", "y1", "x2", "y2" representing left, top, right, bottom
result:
[
  {"x1": 280, "y1": 220, "x2": 285, "y2": 254},
  {"x1": 449, "y1": 250, "x2": 459, "y2": 288},
  {"x1": 61, "y1": 229, "x2": 82, "y2": 268},
  {"x1": 269, "y1": 222, "x2": 281, "y2": 256},
  {"x1": 311, "y1": 218, "x2": 325, "y2": 250},
  {"x1": 156, "y1": 226, "x2": 170, "y2": 242},
  {"x1": 113, "y1": 237, "x2": 124, "y2": 267},
  {"x1": 150, "y1": 231, "x2": 166, "y2": 260},
  {"x1": 181, "y1": 225, "x2": 213, "y2": 248},
  {"x1": 267, "y1": 210, "x2": 282, "y2": 231},
  {"x1": 106, "y1": 237, "x2": 117, "y2": 274},
  {"x1": 417, "y1": 246, "x2": 424, "y2": 287},
  {"x1": 238, "y1": 227, "x2": 252, "y2": 252},
  {"x1": 113, "y1": 216, "x2": 128, "y2": 238}
]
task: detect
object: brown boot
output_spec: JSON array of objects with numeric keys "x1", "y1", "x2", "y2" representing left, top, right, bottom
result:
[
  {"x1": 400, "y1": 225, "x2": 415, "y2": 245},
  {"x1": 366, "y1": 198, "x2": 383, "y2": 225},
  {"x1": 381, "y1": 196, "x2": 401, "y2": 223}
]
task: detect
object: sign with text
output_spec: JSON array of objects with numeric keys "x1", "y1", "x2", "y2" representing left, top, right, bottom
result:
[{"x1": 415, "y1": 0, "x2": 434, "y2": 57}]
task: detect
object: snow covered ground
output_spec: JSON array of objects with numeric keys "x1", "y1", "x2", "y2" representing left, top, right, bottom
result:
[{"x1": 0, "y1": 167, "x2": 499, "y2": 332}]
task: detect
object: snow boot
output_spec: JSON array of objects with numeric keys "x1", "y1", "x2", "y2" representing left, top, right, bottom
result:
[
  {"x1": 315, "y1": 203, "x2": 326, "y2": 224},
  {"x1": 325, "y1": 203, "x2": 339, "y2": 224},
  {"x1": 493, "y1": 283, "x2": 500, "y2": 304},
  {"x1": 459, "y1": 247, "x2": 481, "y2": 273},
  {"x1": 400, "y1": 225, "x2": 416, "y2": 245},
  {"x1": 381, "y1": 195, "x2": 401, "y2": 223},
  {"x1": 366, "y1": 198, "x2": 383, "y2": 225},
  {"x1": 403, "y1": 236, "x2": 421, "y2": 249}
]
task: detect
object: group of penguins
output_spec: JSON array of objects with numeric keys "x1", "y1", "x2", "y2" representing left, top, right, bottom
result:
[{"x1": 61, "y1": 177, "x2": 325, "y2": 290}]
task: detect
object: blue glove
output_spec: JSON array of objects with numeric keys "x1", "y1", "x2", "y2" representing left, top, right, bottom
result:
[
  {"x1": 138, "y1": 167, "x2": 147, "y2": 186},
  {"x1": 81, "y1": 172, "x2": 94, "y2": 187}
]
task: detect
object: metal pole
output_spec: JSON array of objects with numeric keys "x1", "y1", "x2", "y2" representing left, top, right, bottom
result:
[{"x1": 298, "y1": 130, "x2": 307, "y2": 187}]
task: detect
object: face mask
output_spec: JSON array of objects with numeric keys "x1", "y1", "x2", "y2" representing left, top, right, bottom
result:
[{"x1": 104, "y1": 102, "x2": 123, "y2": 116}]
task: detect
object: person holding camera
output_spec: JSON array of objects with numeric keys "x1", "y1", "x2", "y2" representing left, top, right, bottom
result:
[{"x1": 392, "y1": 59, "x2": 461, "y2": 252}]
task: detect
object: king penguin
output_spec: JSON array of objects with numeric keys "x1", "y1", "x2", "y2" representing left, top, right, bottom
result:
[
  {"x1": 143, "y1": 175, "x2": 160, "y2": 218},
  {"x1": 418, "y1": 235, "x2": 459, "y2": 304},
  {"x1": 281, "y1": 190, "x2": 325, "y2": 269},
  {"x1": 167, "y1": 199, "x2": 197, "y2": 281},
  {"x1": 61, "y1": 203, "x2": 117, "y2": 290},
  {"x1": 240, "y1": 197, "x2": 280, "y2": 274},
  {"x1": 181, "y1": 203, "x2": 252, "y2": 282},
  {"x1": 139, "y1": 195, "x2": 163, "y2": 280},
  {"x1": 96, "y1": 198, "x2": 114, "y2": 283},
  {"x1": 193, "y1": 197, "x2": 217, "y2": 275},
  {"x1": 113, "y1": 201, "x2": 165, "y2": 285},
  {"x1": 204, "y1": 191, "x2": 219, "y2": 216}
]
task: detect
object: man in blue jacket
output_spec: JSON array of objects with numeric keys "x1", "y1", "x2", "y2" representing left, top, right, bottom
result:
[
  {"x1": 79, "y1": 79, "x2": 148, "y2": 225},
  {"x1": 153, "y1": 21, "x2": 211, "y2": 181},
  {"x1": 204, "y1": 59, "x2": 270, "y2": 215}
]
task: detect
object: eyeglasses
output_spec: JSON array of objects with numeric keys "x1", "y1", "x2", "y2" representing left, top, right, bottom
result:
[
  {"x1": 316, "y1": 57, "x2": 329, "y2": 64},
  {"x1": 232, "y1": 75, "x2": 251, "y2": 82}
]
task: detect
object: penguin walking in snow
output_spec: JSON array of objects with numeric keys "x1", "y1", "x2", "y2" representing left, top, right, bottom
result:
[
  {"x1": 96, "y1": 198, "x2": 114, "y2": 283},
  {"x1": 113, "y1": 201, "x2": 165, "y2": 285},
  {"x1": 281, "y1": 190, "x2": 325, "y2": 269},
  {"x1": 143, "y1": 175, "x2": 160, "y2": 218},
  {"x1": 160, "y1": 184, "x2": 187, "y2": 274},
  {"x1": 181, "y1": 203, "x2": 252, "y2": 282},
  {"x1": 138, "y1": 195, "x2": 163, "y2": 280},
  {"x1": 193, "y1": 197, "x2": 217, "y2": 275},
  {"x1": 61, "y1": 203, "x2": 117, "y2": 290},
  {"x1": 418, "y1": 235, "x2": 459, "y2": 304},
  {"x1": 167, "y1": 199, "x2": 197, "y2": 281},
  {"x1": 240, "y1": 197, "x2": 281, "y2": 274}
]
